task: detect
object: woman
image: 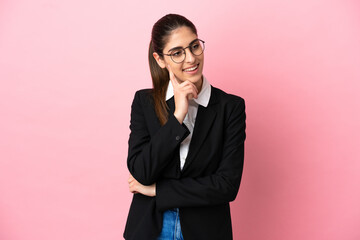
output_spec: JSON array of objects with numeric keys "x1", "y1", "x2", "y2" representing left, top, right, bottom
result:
[{"x1": 124, "y1": 14, "x2": 246, "y2": 240}]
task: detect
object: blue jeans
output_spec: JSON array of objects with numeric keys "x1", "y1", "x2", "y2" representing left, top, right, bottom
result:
[{"x1": 157, "y1": 208, "x2": 184, "y2": 240}]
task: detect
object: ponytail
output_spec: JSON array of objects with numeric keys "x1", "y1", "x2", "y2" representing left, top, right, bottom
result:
[{"x1": 148, "y1": 41, "x2": 169, "y2": 126}]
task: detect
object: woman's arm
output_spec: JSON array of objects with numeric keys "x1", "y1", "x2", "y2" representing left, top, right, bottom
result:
[
  {"x1": 127, "y1": 90, "x2": 190, "y2": 185},
  {"x1": 128, "y1": 69, "x2": 199, "y2": 186}
]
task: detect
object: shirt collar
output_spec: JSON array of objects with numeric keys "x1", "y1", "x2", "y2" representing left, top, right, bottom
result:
[{"x1": 165, "y1": 76, "x2": 211, "y2": 107}]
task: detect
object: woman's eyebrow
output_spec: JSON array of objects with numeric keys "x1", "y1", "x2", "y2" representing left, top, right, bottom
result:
[{"x1": 167, "y1": 38, "x2": 199, "y2": 53}]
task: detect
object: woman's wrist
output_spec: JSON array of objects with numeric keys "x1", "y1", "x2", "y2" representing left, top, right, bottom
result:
[{"x1": 173, "y1": 111, "x2": 185, "y2": 124}]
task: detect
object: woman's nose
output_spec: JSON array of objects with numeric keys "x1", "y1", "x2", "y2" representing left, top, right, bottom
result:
[{"x1": 184, "y1": 48, "x2": 195, "y2": 63}]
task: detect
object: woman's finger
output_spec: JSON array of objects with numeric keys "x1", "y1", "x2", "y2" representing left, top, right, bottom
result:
[
  {"x1": 181, "y1": 82, "x2": 198, "y2": 99},
  {"x1": 190, "y1": 83, "x2": 198, "y2": 99},
  {"x1": 180, "y1": 80, "x2": 198, "y2": 93},
  {"x1": 129, "y1": 182, "x2": 137, "y2": 192},
  {"x1": 168, "y1": 65, "x2": 179, "y2": 88},
  {"x1": 128, "y1": 174, "x2": 134, "y2": 183}
]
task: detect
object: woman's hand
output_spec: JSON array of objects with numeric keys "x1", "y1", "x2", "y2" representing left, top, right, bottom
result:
[
  {"x1": 168, "y1": 65, "x2": 198, "y2": 124},
  {"x1": 128, "y1": 174, "x2": 156, "y2": 197}
]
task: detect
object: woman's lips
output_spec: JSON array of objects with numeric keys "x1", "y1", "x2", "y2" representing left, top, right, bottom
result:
[{"x1": 183, "y1": 64, "x2": 199, "y2": 73}]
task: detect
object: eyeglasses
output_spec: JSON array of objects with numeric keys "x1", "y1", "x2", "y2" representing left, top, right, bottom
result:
[{"x1": 160, "y1": 39, "x2": 205, "y2": 64}]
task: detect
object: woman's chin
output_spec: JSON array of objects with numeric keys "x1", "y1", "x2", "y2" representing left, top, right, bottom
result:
[
  {"x1": 186, "y1": 75, "x2": 203, "y2": 90},
  {"x1": 181, "y1": 71, "x2": 202, "y2": 82}
]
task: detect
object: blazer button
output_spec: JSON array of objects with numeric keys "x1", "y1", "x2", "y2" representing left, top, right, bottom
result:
[{"x1": 175, "y1": 136, "x2": 180, "y2": 141}]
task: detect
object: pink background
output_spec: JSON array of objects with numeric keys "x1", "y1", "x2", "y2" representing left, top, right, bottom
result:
[{"x1": 1, "y1": 0, "x2": 359, "y2": 239}]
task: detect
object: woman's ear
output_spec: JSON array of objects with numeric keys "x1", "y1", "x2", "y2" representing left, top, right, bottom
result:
[{"x1": 153, "y1": 52, "x2": 166, "y2": 69}]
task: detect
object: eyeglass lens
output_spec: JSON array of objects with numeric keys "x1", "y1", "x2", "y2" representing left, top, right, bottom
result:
[{"x1": 170, "y1": 40, "x2": 205, "y2": 63}]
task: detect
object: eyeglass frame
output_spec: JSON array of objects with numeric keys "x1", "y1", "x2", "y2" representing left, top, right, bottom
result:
[{"x1": 159, "y1": 39, "x2": 205, "y2": 64}]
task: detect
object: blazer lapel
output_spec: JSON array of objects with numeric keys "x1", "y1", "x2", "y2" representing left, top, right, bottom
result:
[{"x1": 182, "y1": 86, "x2": 219, "y2": 172}]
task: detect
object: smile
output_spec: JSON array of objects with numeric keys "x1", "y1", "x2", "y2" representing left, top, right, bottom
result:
[{"x1": 183, "y1": 64, "x2": 199, "y2": 72}]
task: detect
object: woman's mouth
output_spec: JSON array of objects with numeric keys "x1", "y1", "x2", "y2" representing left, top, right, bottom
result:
[{"x1": 183, "y1": 64, "x2": 199, "y2": 73}]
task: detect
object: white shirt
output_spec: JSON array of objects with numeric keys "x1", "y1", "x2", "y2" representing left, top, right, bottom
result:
[{"x1": 166, "y1": 76, "x2": 212, "y2": 170}]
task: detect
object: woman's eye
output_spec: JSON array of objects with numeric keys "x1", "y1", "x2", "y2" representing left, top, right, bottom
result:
[
  {"x1": 172, "y1": 51, "x2": 182, "y2": 56},
  {"x1": 192, "y1": 44, "x2": 199, "y2": 49}
]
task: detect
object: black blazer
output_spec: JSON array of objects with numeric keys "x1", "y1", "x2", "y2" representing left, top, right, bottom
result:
[{"x1": 124, "y1": 85, "x2": 246, "y2": 240}]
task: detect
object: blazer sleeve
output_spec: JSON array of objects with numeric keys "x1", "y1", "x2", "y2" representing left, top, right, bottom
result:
[
  {"x1": 156, "y1": 98, "x2": 246, "y2": 211},
  {"x1": 127, "y1": 90, "x2": 190, "y2": 185}
]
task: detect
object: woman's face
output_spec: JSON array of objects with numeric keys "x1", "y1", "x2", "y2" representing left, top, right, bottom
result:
[{"x1": 154, "y1": 26, "x2": 204, "y2": 89}]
